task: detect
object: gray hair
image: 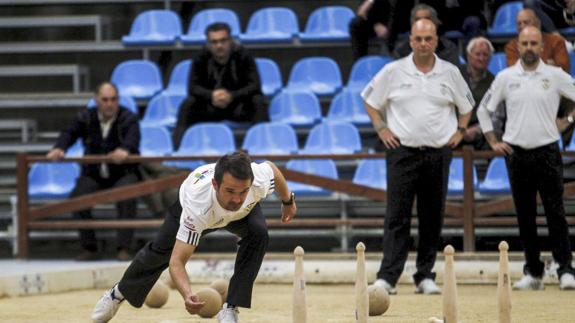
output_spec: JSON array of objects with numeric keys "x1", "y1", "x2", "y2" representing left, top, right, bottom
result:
[
  {"x1": 410, "y1": 4, "x2": 442, "y2": 26},
  {"x1": 466, "y1": 36, "x2": 495, "y2": 55}
]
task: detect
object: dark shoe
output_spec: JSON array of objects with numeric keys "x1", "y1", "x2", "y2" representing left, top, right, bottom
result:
[
  {"x1": 116, "y1": 249, "x2": 131, "y2": 261},
  {"x1": 76, "y1": 250, "x2": 99, "y2": 261}
]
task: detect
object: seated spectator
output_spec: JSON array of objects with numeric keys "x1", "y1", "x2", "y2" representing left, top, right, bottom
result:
[
  {"x1": 393, "y1": 4, "x2": 461, "y2": 66},
  {"x1": 349, "y1": 0, "x2": 414, "y2": 60},
  {"x1": 459, "y1": 37, "x2": 495, "y2": 150},
  {"x1": 46, "y1": 82, "x2": 141, "y2": 261},
  {"x1": 505, "y1": 8, "x2": 571, "y2": 72},
  {"x1": 173, "y1": 22, "x2": 265, "y2": 148},
  {"x1": 421, "y1": 0, "x2": 487, "y2": 44},
  {"x1": 524, "y1": 0, "x2": 575, "y2": 33}
]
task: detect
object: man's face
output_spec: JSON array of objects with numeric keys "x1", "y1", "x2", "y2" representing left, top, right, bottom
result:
[
  {"x1": 467, "y1": 42, "x2": 492, "y2": 71},
  {"x1": 516, "y1": 10, "x2": 537, "y2": 33},
  {"x1": 207, "y1": 29, "x2": 232, "y2": 62},
  {"x1": 213, "y1": 172, "x2": 252, "y2": 211},
  {"x1": 409, "y1": 19, "x2": 438, "y2": 59},
  {"x1": 95, "y1": 84, "x2": 119, "y2": 120},
  {"x1": 518, "y1": 27, "x2": 543, "y2": 66}
]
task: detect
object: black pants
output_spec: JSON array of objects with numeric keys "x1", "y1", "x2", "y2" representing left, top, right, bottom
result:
[
  {"x1": 117, "y1": 199, "x2": 269, "y2": 308},
  {"x1": 173, "y1": 94, "x2": 266, "y2": 148},
  {"x1": 71, "y1": 173, "x2": 138, "y2": 252},
  {"x1": 506, "y1": 142, "x2": 575, "y2": 278},
  {"x1": 377, "y1": 145, "x2": 452, "y2": 286}
]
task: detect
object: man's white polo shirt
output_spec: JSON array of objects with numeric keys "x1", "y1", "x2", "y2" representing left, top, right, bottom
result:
[
  {"x1": 176, "y1": 162, "x2": 275, "y2": 246},
  {"x1": 478, "y1": 60, "x2": 575, "y2": 149},
  {"x1": 361, "y1": 53, "x2": 474, "y2": 148}
]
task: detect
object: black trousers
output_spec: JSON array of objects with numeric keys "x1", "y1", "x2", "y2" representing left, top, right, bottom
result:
[
  {"x1": 117, "y1": 199, "x2": 269, "y2": 308},
  {"x1": 377, "y1": 145, "x2": 452, "y2": 286},
  {"x1": 506, "y1": 142, "x2": 575, "y2": 278},
  {"x1": 71, "y1": 173, "x2": 138, "y2": 252}
]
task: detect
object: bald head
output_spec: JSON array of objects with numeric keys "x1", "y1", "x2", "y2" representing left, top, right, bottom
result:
[
  {"x1": 516, "y1": 8, "x2": 541, "y2": 33},
  {"x1": 518, "y1": 26, "x2": 543, "y2": 69},
  {"x1": 411, "y1": 18, "x2": 437, "y2": 35},
  {"x1": 410, "y1": 18, "x2": 438, "y2": 63}
]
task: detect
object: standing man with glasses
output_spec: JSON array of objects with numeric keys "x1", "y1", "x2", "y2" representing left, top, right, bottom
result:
[{"x1": 173, "y1": 22, "x2": 265, "y2": 148}]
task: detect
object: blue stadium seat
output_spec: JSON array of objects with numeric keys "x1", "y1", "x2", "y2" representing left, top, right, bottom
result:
[
  {"x1": 286, "y1": 57, "x2": 343, "y2": 96},
  {"x1": 352, "y1": 159, "x2": 387, "y2": 191},
  {"x1": 268, "y1": 91, "x2": 322, "y2": 127},
  {"x1": 448, "y1": 157, "x2": 478, "y2": 195},
  {"x1": 240, "y1": 7, "x2": 299, "y2": 43},
  {"x1": 111, "y1": 60, "x2": 163, "y2": 100},
  {"x1": 87, "y1": 96, "x2": 138, "y2": 113},
  {"x1": 560, "y1": 27, "x2": 575, "y2": 37},
  {"x1": 141, "y1": 93, "x2": 185, "y2": 129},
  {"x1": 168, "y1": 123, "x2": 235, "y2": 169},
  {"x1": 241, "y1": 122, "x2": 298, "y2": 155},
  {"x1": 66, "y1": 139, "x2": 84, "y2": 157},
  {"x1": 570, "y1": 52, "x2": 575, "y2": 77},
  {"x1": 347, "y1": 55, "x2": 392, "y2": 92},
  {"x1": 299, "y1": 6, "x2": 354, "y2": 42},
  {"x1": 163, "y1": 59, "x2": 192, "y2": 96},
  {"x1": 256, "y1": 58, "x2": 283, "y2": 97},
  {"x1": 301, "y1": 121, "x2": 362, "y2": 154},
  {"x1": 286, "y1": 159, "x2": 338, "y2": 196},
  {"x1": 180, "y1": 9, "x2": 241, "y2": 45},
  {"x1": 122, "y1": 10, "x2": 182, "y2": 46},
  {"x1": 325, "y1": 89, "x2": 370, "y2": 126},
  {"x1": 478, "y1": 157, "x2": 511, "y2": 195},
  {"x1": 140, "y1": 125, "x2": 174, "y2": 156},
  {"x1": 28, "y1": 162, "x2": 81, "y2": 199},
  {"x1": 487, "y1": 52, "x2": 507, "y2": 75},
  {"x1": 487, "y1": 1, "x2": 522, "y2": 38}
]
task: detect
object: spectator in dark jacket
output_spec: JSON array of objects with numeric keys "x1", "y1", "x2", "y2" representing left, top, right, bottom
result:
[
  {"x1": 173, "y1": 22, "x2": 264, "y2": 148},
  {"x1": 46, "y1": 82, "x2": 141, "y2": 261}
]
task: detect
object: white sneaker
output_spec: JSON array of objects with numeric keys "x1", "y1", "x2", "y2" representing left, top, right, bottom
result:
[
  {"x1": 415, "y1": 278, "x2": 441, "y2": 295},
  {"x1": 373, "y1": 278, "x2": 397, "y2": 295},
  {"x1": 217, "y1": 303, "x2": 239, "y2": 323},
  {"x1": 91, "y1": 285, "x2": 124, "y2": 323},
  {"x1": 513, "y1": 274, "x2": 544, "y2": 291},
  {"x1": 559, "y1": 273, "x2": 575, "y2": 290}
]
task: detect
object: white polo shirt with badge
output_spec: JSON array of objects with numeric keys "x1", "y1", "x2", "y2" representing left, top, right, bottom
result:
[
  {"x1": 361, "y1": 53, "x2": 474, "y2": 148},
  {"x1": 176, "y1": 162, "x2": 275, "y2": 246},
  {"x1": 477, "y1": 60, "x2": 575, "y2": 149}
]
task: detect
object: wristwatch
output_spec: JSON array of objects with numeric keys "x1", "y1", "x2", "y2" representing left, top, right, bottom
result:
[
  {"x1": 568, "y1": 115, "x2": 574, "y2": 124},
  {"x1": 282, "y1": 192, "x2": 295, "y2": 206},
  {"x1": 457, "y1": 126, "x2": 467, "y2": 135}
]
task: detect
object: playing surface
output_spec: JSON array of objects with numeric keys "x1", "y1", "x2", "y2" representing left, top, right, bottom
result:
[{"x1": 0, "y1": 283, "x2": 572, "y2": 322}]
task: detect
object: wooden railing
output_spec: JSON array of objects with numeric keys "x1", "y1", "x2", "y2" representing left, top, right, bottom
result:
[{"x1": 15, "y1": 147, "x2": 575, "y2": 258}]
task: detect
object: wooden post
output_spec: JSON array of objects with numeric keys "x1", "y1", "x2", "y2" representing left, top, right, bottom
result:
[{"x1": 462, "y1": 146, "x2": 476, "y2": 252}]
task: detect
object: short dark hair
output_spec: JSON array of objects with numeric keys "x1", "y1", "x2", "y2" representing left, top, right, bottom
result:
[
  {"x1": 214, "y1": 151, "x2": 254, "y2": 186},
  {"x1": 205, "y1": 22, "x2": 231, "y2": 38},
  {"x1": 95, "y1": 82, "x2": 119, "y2": 96},
  {"x1": 410, "y1": 4, "x2": 441, "y2": 27}
]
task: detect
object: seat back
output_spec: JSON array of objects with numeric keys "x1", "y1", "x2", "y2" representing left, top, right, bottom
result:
[
  {"x1": 111, "y1": 60, "x2": 163, "y2": 100},
  {"x1": 478, "y1": 157, "x2": 511, "y2": 194},
  {"x1": 28, "y1": 162, "x2": 81, "y2": 199},
  {"x1": 124, "y1": 10, "x2": 182, "y2": 42},
  {"x1": 488, "y1": 2, "x2": 522, "y2": 37},
  {"x1": 255, "y1": 58, "x2": 283, "y2": 97},
  {"x1": 242, "y1": 7, "x2": 299, "y2": 40},
  {"x1": 286, "y1": 159, "x2": 338, "y2": 196},
  {"x1": 448, "y1": 157, "x2": 478, "y2": 195},
  {"x1": 183, "y1": 9, "x2": 241, "y2": 43},
  {"x1": 326, "y1": 89, "x2": 370, "y2": 125},
  {"x1": 140, "y1": 125, "x2": 174, "y2": 156},
  {"x1": 164, "y1": 59, "x2": 192, "y2": 96},
  {"x1": 141, "y1": 93, "x2": 185, "y2": 128},
  {"x1": 169, "y1": 123, "x2": 235, "y2": 169},
  {"x1": 268, "y1": 90, "x2": 321, "y2": 127},
  {"x1": 303, "y1": 121, "x2": 361, "y2": 154},
  {"x1": 242, "y1": 122, "x2": 298, "y2": 155},
  {"x1": 487, "y1": 52, "x2": 507, "y2": 75},
  {"x1": 347, "y1": 55, "x2": 392, "y2": 91},
  {"x1": 352, "y1": 159, "x2": 387, "y2": 190},
  {"x1": 301, "y1": 6, "x2": 354, "y2": 40},
  {"x1": 287, "y1": 57, "x2": 342, "y2": 96}
]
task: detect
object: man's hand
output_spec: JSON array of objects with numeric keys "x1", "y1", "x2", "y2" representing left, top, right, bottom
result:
[
  {"x1": 566, "y1": 0, "x2": 575, "y2": 14},
  {"x1": 46, "y1": 148, "x2": 65, "y2": 160},
  {"x1": 108, "y1": 148, "x2": 129, "y2": 163},
  {"x1": 281, "y1": 201, "x2": 297, "y2": 223},
  {"x1": 357, "y1": 0, "x2": 373, "y2": 19},
  {"x1": 184, "y1": 293, "x2": 205, "y2": 315},
  {"x1": 211, "y1": 89, "x2": 233, "y2": 109},
  {"x1": 490, "y1": 141, "x2": 514, "y2": 155},
  {"x1": 447, "y1": 131, "x2": 464, "y2": 148},
  {"x1": 373, "y1": 23, "x2": 389, "y2": 38},
  {"x1": 377, "y1": 128, "x2": 400, "y2": 149}
]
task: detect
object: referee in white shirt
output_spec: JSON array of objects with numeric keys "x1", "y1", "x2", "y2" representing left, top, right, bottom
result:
[
  {"x1": 477, "y1": 26, "x2": 575, "y2": 291},
  {"x1": 362, "y1": 18, "x2": 473, "y2": 295},
  {"x1": 91, "y1": 152, "x2": 297, "y2": 323}
]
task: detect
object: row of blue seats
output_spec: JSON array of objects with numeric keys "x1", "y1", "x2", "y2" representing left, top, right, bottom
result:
[
  {"x1": 110, "y1": 55, "x2": 390, "y2": 100},
  {"x1": 123, "y1": 6, "x2": 354, "y2": 46}
]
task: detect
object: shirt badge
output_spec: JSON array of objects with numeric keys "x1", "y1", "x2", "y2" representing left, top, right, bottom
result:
[{"x1": 541, "y1": 78, "x2": 550, "y2": 90}]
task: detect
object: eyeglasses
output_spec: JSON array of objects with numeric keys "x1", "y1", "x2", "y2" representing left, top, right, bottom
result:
[{"x1": 208, "y1": 37, "x2": 231, "y2": 45}]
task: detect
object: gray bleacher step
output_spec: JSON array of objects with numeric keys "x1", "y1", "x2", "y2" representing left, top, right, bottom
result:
[
  {"x1": 0, "y1": 92, "x2": 92, "y2": 108},
  {"x1": 0, "y1": 15, "x2": 111, "y2": 41},
  {"x1": 0, "y1": 64, "x2": 90, "y2": 93}
]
